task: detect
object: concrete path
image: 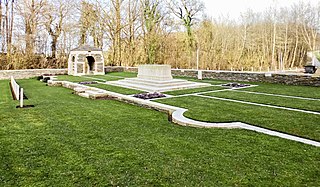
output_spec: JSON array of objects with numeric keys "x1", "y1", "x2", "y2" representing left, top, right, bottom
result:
[
  {"x1": 49, "y1": 80, "x2": 320, "y2": 147},
  {"x1": 172, "y1": 108, "x2": 320, "y2": 147}
]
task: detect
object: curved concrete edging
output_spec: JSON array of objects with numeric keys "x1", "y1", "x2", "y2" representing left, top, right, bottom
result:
[
  {"x1": 172, "y1": 109, "x2": 320, "y2": 147},
  {"x1": 48, "y1": 81, "x2": 320, "y2": 147}
]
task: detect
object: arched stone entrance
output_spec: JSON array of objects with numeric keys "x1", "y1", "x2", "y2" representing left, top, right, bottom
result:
[
  {"x1": 67, "y1": 45, "x2": 105, "y2": 76},
  {"x1": 86, "y1": 56, "x2": 95, "y2": 73}
]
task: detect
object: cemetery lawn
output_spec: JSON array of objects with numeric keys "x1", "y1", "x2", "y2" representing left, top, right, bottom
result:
[
  {"x1": 88, "y1": 83, "x2": 142, "y2": 95},
  {"x1": 164, "y1": 86, "x2": 227, "y2": 96},
  {"x1": 157, "y1": 96, "x2": 320, "y2": 141},
  {"x1": 57, "y1": 74, "x2": 142, "y2": 94},
  {"x1": 0, "y1": 78, "x2": 319, "y2": 186},
  {"x1": 204, "y1": 91, "x2": 320, "y2": 112}
]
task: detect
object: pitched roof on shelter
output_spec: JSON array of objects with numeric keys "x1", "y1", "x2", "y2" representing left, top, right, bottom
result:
[{"x1": 71, "y1": 45, "x2": 102, "y2": 52}]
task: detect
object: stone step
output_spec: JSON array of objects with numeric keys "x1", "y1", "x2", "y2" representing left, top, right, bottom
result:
[
  {"x1": 78, "y1": 92, "x2": 90, "y2": 98},
  {"x1": 107, "y1": 81, "x2": 210, "y2": 92},
  {"x1": 85, "y1": 90, "x2": 106, "y2": 95},
  {"x1": 115, "y1": 78, "x2": 198, "y2": 88}
]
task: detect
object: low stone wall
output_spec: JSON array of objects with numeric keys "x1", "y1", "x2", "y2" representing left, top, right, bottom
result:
[
  {"x1": 0, "y1": 69, "x2": 67, "y2": 80},
  {"x1": 104, "y1": 66, "x2": 125, "y2": 73},
  {"x1": 107, "y1": 66, "x2": 320, "y2": 86},
  {"x1": 124, "y1": 67, "x2": 138, "y2": 73},
  {"x1": 172, "y1": 69, "x2": 320, "y2": 87}
]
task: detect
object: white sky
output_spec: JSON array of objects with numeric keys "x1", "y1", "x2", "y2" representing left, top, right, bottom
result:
[{"x1": 203, "y1": 0, "x2": 320, "y2": 20}]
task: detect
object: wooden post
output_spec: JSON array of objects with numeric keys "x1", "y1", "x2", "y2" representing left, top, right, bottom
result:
[
  {"x1": 20, "y1": 88, "x2": 23, "y2": 108},
  {"x1": 196, "y1": 46, "x2": 199, "y2": 70},
  {"x1": 198, "y1": 70, "x2": 202, "y2": 80}
]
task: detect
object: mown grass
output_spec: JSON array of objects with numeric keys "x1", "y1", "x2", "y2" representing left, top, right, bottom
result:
[
  {"x1": 57, "y1": 72, "x2": 138, "y2": 82},
  {"x1": 56, "y1": 75, "x2": 103, "y2": 82},
  {"x1": 164, "y1": 86, "x2": 226, "y2": 96},
  {"x1": 105, "y1": 72, "x2": 138, "y2": 78},
  {"x1": 157, "y1": 96, "x2": 320, "y2": 141},
  {"x1": 88, "y1": 83, "x2": 142, "y2": 95},
  {"x1": 173, "y1": 76, "x2": 229, "y2": 85},
  {"x1": 243, "y1": 83, "x2": 320, "y2": 99},
  {"x1": 0, "y1": 79, "x2": 319, "y2": 186},
  {"x1": 83, "y1": 75, "x2": 122, "y2": 81},
  {"x1": 205, "y1": 90, "x2": 320, "y2": 112}
]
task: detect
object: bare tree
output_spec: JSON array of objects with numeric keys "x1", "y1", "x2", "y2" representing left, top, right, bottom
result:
[
  {"x1": 0, "y1": 0, "x2": 4, "y2": 52},
  {"x1": 44, "y1": 0, "x2": 71, "y2": 58},
  {"x1": 16, "y1": 0, "x2": 47, "y2": 54},
  {"x1": 142, "y1": 0, "x2": 162, "y2": 64},
  {"x1": 167, "y1": 0, "x2": 204, "y2": 49},
  {"x1": 113, "y1": 0, "x2": 122, "y2": 65},
  {"x1": 300, "y1": 2, "x2": 320, "y2": 52},
  {"x1": 123, "y1": 0, "x2": 141, "y2": 66}
]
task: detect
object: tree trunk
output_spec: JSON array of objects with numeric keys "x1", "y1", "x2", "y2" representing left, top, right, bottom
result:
[
  {"x1": 115, "y1": 0, "x2": 122, "y2": 66},
  {"x1": 0, "y1": 0, "x2": 2, "y2": 51},
  {"x1": 271, "y1": 21, "x2": 276, "y2": 70},
  {"x1": 7, "y1": 0, "x2": 13, "y2": 60},
  {"x1": 5, "y1": 0, "x2": 8, "y2": 52},
  {"x1": 51, "y1": 36, "x2": 57, "y2": 59}
]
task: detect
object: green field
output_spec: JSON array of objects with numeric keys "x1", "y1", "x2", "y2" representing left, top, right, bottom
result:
[{"x1": 0, "y1": 74, "x2": 319, "y2": 186}]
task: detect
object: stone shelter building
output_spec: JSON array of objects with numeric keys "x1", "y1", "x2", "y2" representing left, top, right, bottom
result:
[{"x1": 68, "y1": 45, "x2": 105, "y2": 76}]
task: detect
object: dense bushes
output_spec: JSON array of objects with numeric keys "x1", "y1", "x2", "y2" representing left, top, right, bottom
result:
[{"x1": 0, "y1": 54, "x2": 67, "y2": 70}]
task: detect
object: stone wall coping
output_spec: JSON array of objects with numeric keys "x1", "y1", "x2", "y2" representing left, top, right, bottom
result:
[
  {"x1": 0, "y1": 68, "x2": 67, "y2": 73},
  {"x1": 0, "y1": 69, "x2": 67, "y2": 80},
  {"x1": 171, "y1": 69, "x2": 312, "y2": 76}
]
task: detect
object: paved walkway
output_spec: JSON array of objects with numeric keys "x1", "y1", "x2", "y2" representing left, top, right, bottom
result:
[{"x1": 49, "y1": 80, "x2": 320, "y2": 147}]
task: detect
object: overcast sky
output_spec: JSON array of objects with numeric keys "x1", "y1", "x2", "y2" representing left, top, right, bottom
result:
[{"x1": 202, "y1": 0, "x2": 319, "y2": 20}]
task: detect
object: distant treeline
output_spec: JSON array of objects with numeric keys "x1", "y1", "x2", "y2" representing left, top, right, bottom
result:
[{"x1": 0, "y1": 0, "x2": 319, "y2": 70}]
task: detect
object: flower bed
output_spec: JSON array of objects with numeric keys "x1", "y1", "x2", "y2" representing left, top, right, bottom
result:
[
  {"x1": 222, "y1": 82, "x2": 251, "y2": 88},
  {"x1": 78, "y1": 81, "x2": 98, "y2": 85},
  {"x1": 133, "y1": 92, "x2": 166, "y2": 100}
]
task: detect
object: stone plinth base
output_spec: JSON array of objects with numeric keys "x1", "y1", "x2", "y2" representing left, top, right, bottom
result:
[
  {"x1": 108, "y1": 78, "x2": 210, "y2": 92},
  {"x1": 108, "y1": 64, "x2": 210, "y2": 92}
]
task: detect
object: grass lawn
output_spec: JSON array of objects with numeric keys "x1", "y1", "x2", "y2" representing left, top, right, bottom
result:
[
  {"x1": 105, "y1": 72, "x2": 138, "y2": 78},
  {"x1": 57, "y1": 72, "x2": 138, "y2": 83},
  {"x1": 88, "y1": 83, "x2": 142, "y2": 95},
  {"x1": 173, "y1": 76, "x2": 229, "y2": 85},
  {"x1": 164, "y1": 86, "x2": 226, "y2": 96},
  {"x1": 0, "y1": 78, "x2": 319, "y2": 186},
  {"x1": 243, "y1": 83, "x2": 320, "y2": 99},
  {"x1": 157, "y1": 96, "x2": 320, "y2": 141},
  {"x1": 205, "y1": 90, "x2": 320, "y2": 112},
  {"x1": 57, "y1": 74, "x2": 126, "y2": 82},
  {"x1": 83, "y1": 75, "x2": 123, "y2": 81},
  {"x1": 56, "y1": 75, "x2": 104, "y2": 82}
]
